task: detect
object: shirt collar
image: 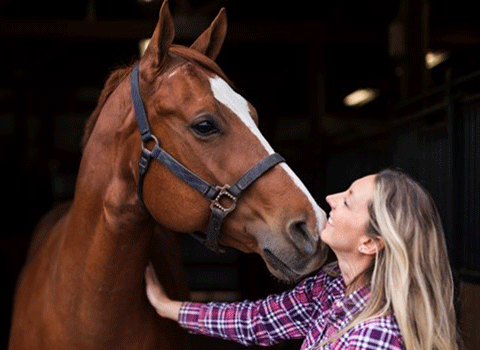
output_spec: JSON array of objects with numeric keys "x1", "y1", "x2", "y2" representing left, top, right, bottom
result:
[
  {"x1": 343, "y1": 282, "x2": 371, "y2": 314},
  {"x1": 330, "y1": 277, "x2": 372, "y2": 329}
]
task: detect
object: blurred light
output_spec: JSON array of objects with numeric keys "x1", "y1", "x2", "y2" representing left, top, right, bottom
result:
[
  {"x1": 343, "y1": 88, "x2": 379, "y2": 107},
  {"x1": 426, "y1": 51, "x2": 449, "y2": 69},
  {"x1": 139, "y1": 38, "x2": 151, "y2": 57}
]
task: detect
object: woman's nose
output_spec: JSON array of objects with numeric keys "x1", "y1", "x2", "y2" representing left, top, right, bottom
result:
[{"x1": 326, "y1": 194, "x2": 335, "y2": 208}]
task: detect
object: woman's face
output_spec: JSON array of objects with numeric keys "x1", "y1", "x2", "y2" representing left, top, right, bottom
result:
[{"x1": 321, "y1": 175, "x2": 376, "y2": 255}]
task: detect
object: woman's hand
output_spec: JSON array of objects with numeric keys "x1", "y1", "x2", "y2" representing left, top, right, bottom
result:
[{"x1": 145, "y1": 262, "x2": 182, "y2": 321}]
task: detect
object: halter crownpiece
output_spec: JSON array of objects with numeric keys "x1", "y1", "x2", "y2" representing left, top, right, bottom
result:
[{"x1": 130, "y1": 64, "x2": 285, "y2": 253}]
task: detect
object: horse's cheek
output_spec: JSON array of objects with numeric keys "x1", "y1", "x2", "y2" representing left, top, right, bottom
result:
[{"x1": 144, "y1": 186, "x2": 209, "y2": 232}]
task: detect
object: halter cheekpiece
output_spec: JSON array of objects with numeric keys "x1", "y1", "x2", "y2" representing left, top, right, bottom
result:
[{"x1": 130, "y1": 64, "x2": 285, "y2": 253}]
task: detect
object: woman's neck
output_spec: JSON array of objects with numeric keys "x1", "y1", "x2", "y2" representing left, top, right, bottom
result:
[{"x1": 336, "y1": 255, "x2": 373, "y2": 294}]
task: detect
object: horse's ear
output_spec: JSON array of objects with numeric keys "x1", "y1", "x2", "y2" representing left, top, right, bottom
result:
[
  {"x1": 142, "y1": 1, "x2": 175, "y2": 68},
  {"x1": 190, "y1": 8, "x2": 227, "y2": 60}
]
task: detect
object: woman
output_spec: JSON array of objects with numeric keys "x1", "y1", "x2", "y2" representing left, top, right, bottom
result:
[{"x1": 145, "y1": 169, "x2": 459, "y2": 349}]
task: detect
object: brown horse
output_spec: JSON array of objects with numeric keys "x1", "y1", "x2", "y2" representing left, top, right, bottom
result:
[{"x1": 9, "y1": 2, "x2": 328, "y2": 349}]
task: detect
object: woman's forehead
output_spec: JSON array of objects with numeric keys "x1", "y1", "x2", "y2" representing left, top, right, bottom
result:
[{"x1": 350, "y1": 175, "x2": 376, "y2": 204}]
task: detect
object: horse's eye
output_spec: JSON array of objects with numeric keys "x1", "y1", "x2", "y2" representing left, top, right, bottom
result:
[{"x1": 192, "y1": 119, "x2": 219, "y2": 136}]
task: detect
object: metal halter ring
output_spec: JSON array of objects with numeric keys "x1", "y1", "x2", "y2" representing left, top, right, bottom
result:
[
  {"x1": 210, "y1": 185, "x2": 238, "y2": 214},
  {"x1": 141, "y1": 135, "x2": 159, "y2": 152}
]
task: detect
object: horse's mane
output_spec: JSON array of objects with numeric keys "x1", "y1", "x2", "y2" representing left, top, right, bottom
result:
[
  {"x1": 81, "y1": 65, "x2": 134, "y2": 149},
  {"x1": 81, "y1": 45, "x2": 230, "y2": 150}
]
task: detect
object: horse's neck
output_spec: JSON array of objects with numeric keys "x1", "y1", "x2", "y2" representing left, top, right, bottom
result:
[{"x1": 61, "y1": 79, "x2": 153, "y2": 317}]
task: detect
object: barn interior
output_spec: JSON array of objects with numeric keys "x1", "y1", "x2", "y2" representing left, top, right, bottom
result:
[{"x1": 1, "y1": 0, "x2": 480, "y2": 348}]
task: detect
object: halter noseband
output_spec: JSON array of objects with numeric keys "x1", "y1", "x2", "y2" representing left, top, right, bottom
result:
[{"x1": 130, "y1": 64, "x2": 285, "y2": 253}]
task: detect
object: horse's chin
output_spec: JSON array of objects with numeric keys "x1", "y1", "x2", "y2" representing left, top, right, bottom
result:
[{"x1": 262, "y1": 249, "x2": 305, "y2": 283}]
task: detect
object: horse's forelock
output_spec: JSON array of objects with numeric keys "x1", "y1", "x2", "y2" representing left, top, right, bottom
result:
[{"x1": 169, "y1": 45, "x2": 232, "y2": 85}]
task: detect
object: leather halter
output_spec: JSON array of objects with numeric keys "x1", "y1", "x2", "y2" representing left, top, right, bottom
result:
[{"x1": 130, "y1": 64, "x2": 285, "y2": 253}]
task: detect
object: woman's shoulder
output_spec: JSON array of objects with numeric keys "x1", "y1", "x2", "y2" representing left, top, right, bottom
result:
[{"x1": 347, "y1": 314, "x2": 404, "y2": 349}]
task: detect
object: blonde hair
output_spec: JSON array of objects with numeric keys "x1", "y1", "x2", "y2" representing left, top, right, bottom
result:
[{"x1": 320, "y1": 169, "x2": 459, "y2": 349}]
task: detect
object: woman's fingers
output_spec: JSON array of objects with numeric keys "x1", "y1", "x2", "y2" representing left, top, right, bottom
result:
[
  {"x1": 145, "y1": 261, "x2": 183, "y2": 321},
  {"x1": 145, "y1": 262, "x2": 167, "y2": 309}
]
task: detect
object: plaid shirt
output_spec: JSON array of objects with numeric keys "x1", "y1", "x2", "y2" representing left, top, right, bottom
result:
[{"x1": 179, "y1": 264, "x2": 405, "y2": 349}]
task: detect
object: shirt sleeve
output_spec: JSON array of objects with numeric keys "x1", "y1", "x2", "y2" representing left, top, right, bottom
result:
[
  {"x1": 347, "y1": 320, "x2": 405, "y2": 350},
  {"x1": 178, "y1": 274, "x2": 321, "y2": 346}
]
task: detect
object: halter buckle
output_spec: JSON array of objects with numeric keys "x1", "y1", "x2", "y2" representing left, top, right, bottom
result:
[{"x1": 210, "y1": 185, "x2": 238, "y2": 214}]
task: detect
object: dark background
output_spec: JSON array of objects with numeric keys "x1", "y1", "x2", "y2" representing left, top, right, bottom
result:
[{"x1": 1, "y1": 0, "x2": 480, "y2": 348}]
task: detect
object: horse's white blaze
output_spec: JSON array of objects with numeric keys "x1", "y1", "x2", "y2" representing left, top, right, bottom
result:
[
  {"x1": 209, "y1": 76, "x2": 327, "y2": 233},
  {"x1": 209, "y1": 76, "x2": 274, "y2": 154}
]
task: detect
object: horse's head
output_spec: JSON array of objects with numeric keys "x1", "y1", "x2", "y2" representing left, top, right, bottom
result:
[{"x1": 135, "y1": 1, "x2": 328, "y2": 282}]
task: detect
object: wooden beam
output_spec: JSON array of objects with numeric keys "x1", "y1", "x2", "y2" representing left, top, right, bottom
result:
[
  {"x1": 0, "y1": 19, "x2": 156, "y2": 40},
  {"x1": 0, "y1": 17, "x2": 478, "y2": 48},
  {"x1": 0, "y1": 18, "x2": 384, "y2": 42},
  {"x1": 431, "y1": 25, "x2": 480, "y2": 48}
]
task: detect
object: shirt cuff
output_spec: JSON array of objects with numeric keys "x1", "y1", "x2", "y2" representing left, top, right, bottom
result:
[{"x1": 178, "y1": 302, "x2": 204, "y2": 332}]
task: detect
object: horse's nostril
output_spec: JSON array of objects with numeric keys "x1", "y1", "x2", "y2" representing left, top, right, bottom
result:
[
  {"x1": 291, "y1": 221, "x2": 309, "y2": 239},
  {"x1": 288, "y1": 220, "x2": 316, "y2": 255}
]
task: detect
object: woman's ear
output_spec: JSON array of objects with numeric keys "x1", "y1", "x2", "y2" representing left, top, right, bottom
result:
[{"x1": 358, "y1": 236, "x2": 385, "y2": 255}]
